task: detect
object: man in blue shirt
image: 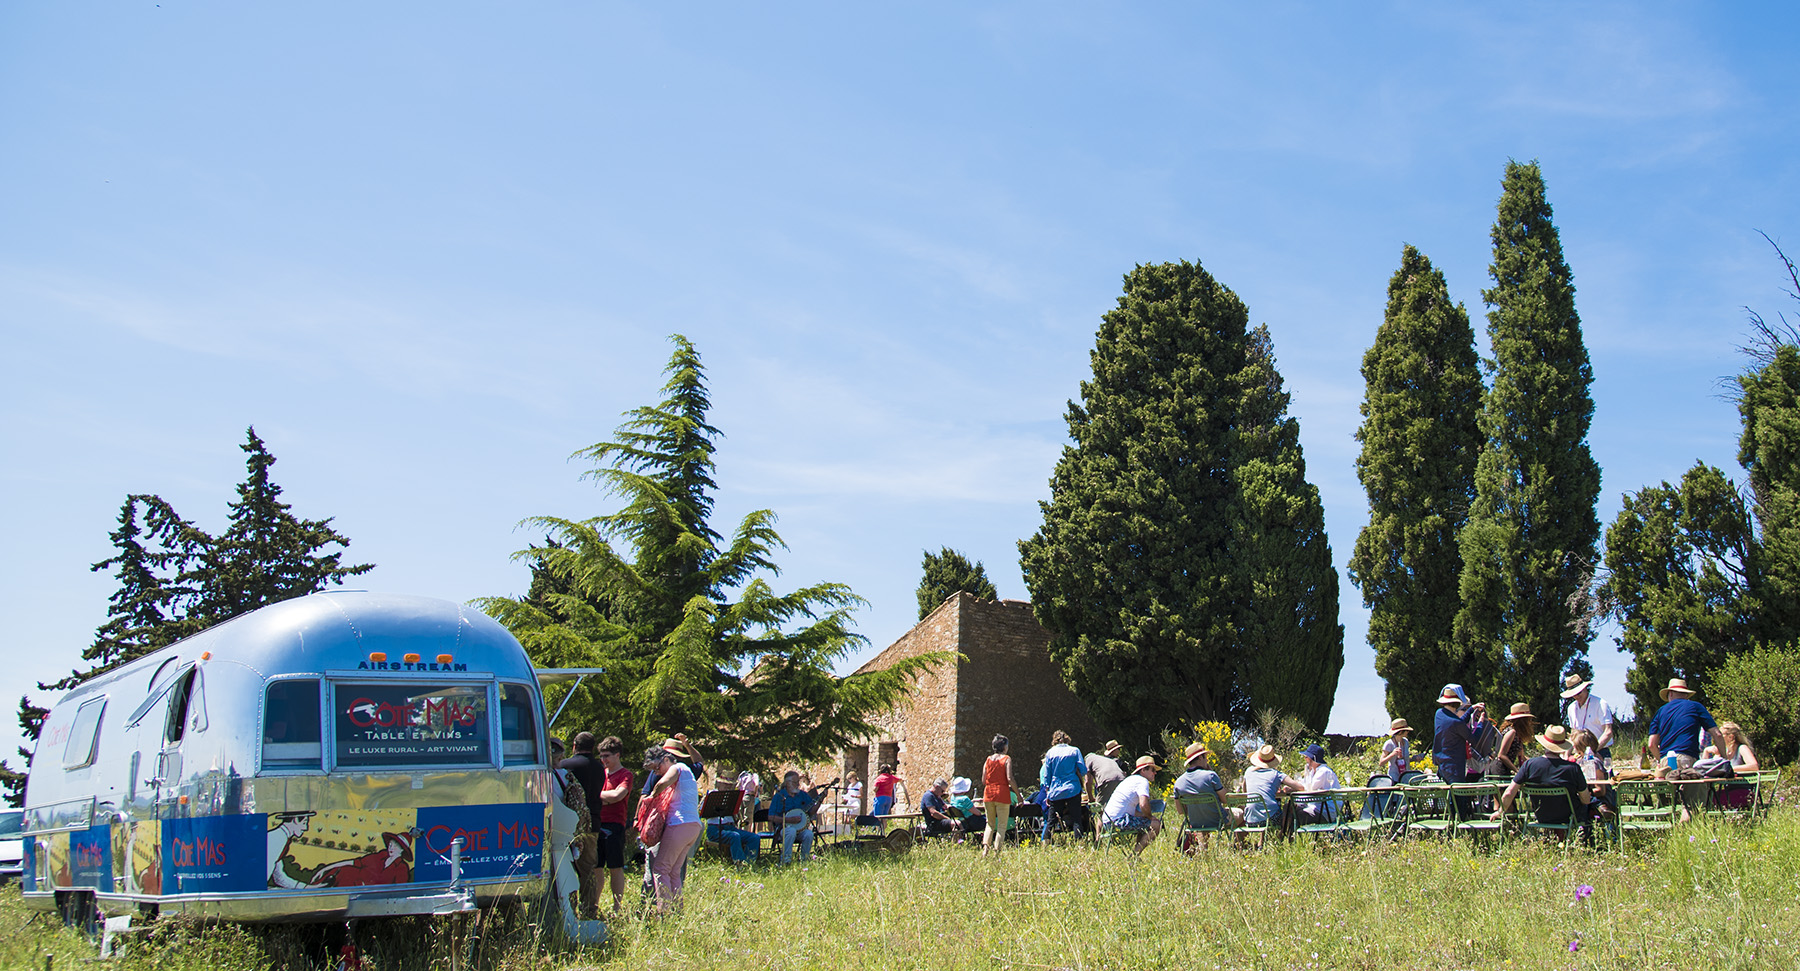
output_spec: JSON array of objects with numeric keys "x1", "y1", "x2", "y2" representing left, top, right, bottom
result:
[
  {"x1": 1038, "y1": 729, "x2": 1088, "y2": 838},
  {"x1": 1647, "y1": 677, "x2": 1723, "y2": 768},
  {"x1": 1647, "y1": 678, "x2": 1724, "y2": 822}
]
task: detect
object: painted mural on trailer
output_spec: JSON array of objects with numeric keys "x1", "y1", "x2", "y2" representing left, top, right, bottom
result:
[{"x1": 27, "y1": 803, "x2": 542, "y2": 896}]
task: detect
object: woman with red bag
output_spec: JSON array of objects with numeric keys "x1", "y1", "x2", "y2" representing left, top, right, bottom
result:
[{"x1": 643, "y1": 738, "x2": 702, "y2": 913}]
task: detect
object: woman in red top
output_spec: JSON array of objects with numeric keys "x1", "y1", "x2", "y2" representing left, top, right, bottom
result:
[
  {"x1": 872, "y1": 764, "x2": 904, "y2": 817},
  {"x1": 982, "y1": 735, "x2": 1015, "y2": 857}
]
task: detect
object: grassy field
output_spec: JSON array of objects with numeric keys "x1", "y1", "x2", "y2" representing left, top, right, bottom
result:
[{"x1": 5, "y1": 806, "x2": 1799, "y2": 971}]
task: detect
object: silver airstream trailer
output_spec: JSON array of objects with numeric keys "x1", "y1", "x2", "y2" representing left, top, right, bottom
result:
[{"x1": 20, "y1": 591, "x2": 565, "y2": 924}]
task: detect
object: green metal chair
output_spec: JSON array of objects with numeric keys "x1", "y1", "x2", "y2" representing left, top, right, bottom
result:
[
  {"x1": 1344, "y1": 784, "x2": 1407, "y2": 842},
  {"x1": 1613, "y1": 779, "x2": 1675, "y2": 847},
  {"x1": 1291, "y1": 789, "x2": 1352, "y2": 842},
  {"x1": 1170, "y1": 791, "x2": 1228, "y2": 853},
  {"x1": 1402, "y1": 783, "x2": 1455, "y2": 838},
  {"x1": 1518, "y1": 786, "x2": 1582, "y2": 843},
  {"x1": 1222, "y1": 791, "x2": 1275, "y2": 848},
  {"x1": 1451, "y1": 782, "x2": 1505, "y2": 844}
]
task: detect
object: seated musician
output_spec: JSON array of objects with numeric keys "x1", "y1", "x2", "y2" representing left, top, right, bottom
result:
[
  {"x1": 1487, "y1": 725, "x2": 1593, "y2": 835},
  {"x1": 921, "y1": 778, "x2": 964, "y2": 837},
  {"x1": 768, "y1": 771, "x2": 817, "y2": 864},
  {"x1": 705, "y1": 775, "x2": 760, "y2": 865}
]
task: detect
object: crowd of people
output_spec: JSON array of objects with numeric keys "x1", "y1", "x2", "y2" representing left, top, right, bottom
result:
[{"x1": 545, "y1": 675, "x2": 1769, "y2": 915}]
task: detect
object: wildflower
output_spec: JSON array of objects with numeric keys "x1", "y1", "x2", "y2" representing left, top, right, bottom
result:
[
  {"x1": 1569, "y1": 940, "x2": 1581, "y2": 953},
  {"x1": 1575, "y1": 884, "x2": 1594, "y2": 900}
]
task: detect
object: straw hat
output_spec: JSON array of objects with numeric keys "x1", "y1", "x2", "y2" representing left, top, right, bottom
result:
[
  {"x1": 1388, "y1": 718, "x2": 1412, "y2": 737},
  {"x1": 1560, "y1": 674, "x2": 1592, "y2": 700},
  {"x1": 1435, "y1": 688, "x2": 1462, "y2": 706},
  {"x1": 1660, "y1": 678, "x2": 1696, "y2": 702},
  {"x1": 1183, "y1": 741, "x2": 1210, "y2": 767},
  {"x1": 660, "y1": 737, "x2": 693, "y2": 759},
  {"x1": 1503, "y1": 703, "x2": 1533, "y2": 723},
  {"x1": 1249, "y1": 744, "x2": 1281, "y2": 769},
  {"x1": 1536, "y1": 725, "x2": 1572, "y2": 754},
  {"x1": 1103, "y1": 739, "x2": 1123, "y2": 757},
  {"x1": 1132, "y1": 755, "x2": 1160, "y2": 773}
]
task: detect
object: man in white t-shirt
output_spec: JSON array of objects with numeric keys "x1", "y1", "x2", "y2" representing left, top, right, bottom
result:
[
  {"x1": 1560, "y1": 674, "x2": 1616, "y2": 770},
  {"x1": 1101, "y1": 755, "x2": 1164, "y2": 854}
]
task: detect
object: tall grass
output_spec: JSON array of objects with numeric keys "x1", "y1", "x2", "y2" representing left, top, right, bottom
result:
[{"x1": 4, "y1": 806, "x2": 1797, "y2": 970}]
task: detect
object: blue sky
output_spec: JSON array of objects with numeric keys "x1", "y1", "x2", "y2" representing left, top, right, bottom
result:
[{"x1": 5, "y1": 3, "x2": 1798, "y2": 766}]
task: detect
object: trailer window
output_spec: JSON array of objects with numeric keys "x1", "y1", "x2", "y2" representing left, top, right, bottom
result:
[
  {"x1": 498, "y1": 683, "x2": 539, "y2": 765},
  {"x1": 263, "y1": 680, "x2": 323, "y2": 770},
  {"x1": 164, "y1": 668, "x2": 204, "y2": 743},
  {"x1": 332, "y1": 683, "x2": 491, "y2": 768},
  {"x1": 62, "y1": 697, "x2": 107, "y2": 770}
]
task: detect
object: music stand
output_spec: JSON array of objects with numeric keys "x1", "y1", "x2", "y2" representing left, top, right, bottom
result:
[{"x1": 699, "y1": 789, "x2": 743, "y2": 822}]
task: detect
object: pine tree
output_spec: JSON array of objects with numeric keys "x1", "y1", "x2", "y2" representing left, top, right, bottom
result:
[
  {"x1": 1350, "y1": 245, "x2": 1484, "y2": 734},
  {"x1": 189, "y1": 428, "x2": 372, "y2": 623},
  {"x1": 1454, "y1": 161, "x2": 1602, "y2": 719},
  {"x1": 477, "y1": 336, "x2": 941, "y2": 769},
  {"x1": 1602, "y1": 463, "x2": 1754, "y2": 715},
  {"x1": 1233, "y1": 326, "x2": 1345, "y2": 730},
  {"x1": 916, "y1": 548, "x2": 998, "y2": 619},
  {"x1": 1019, "y1": 260, "x2": 1341, "y2": 741},
  {"x1": 7, "y1": 431, "x2": 372, "y2": 806}
]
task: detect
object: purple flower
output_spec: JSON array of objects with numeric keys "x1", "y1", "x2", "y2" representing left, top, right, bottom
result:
[
  {"x1": 1569, "y1": 940, "x2": 1581, "y2": 953},
  {"x1": 1575, "y1": 884, "x2": 1594, "y2": 900}
]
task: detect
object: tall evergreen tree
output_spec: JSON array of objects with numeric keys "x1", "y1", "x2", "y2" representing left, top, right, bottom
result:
[
  {"x1": 477, "y1": 336, "x2": 941, "y2": 770},
  {"x1": 1350, "y1": 245, "x2": 1484, "y2": 734},
  {"x1": 1233, "y1": 325, "x2": 1345, "y2": 730},
  {"x1": 916, "y1": 547, "x2": 998, "y2": 619},
  {"x1": 1602, "y1": 463, "x2": 1754, "y2": 715},
  {"x1": 7, "y1": 431, "x2": 371, "y2": 807},
  {"x1": 1454, "y1": 161, "x2": 1602, "y2": 719},
  {"x1": 189, "y1": 428, "x2": 373, "y2": 623},
  {"x1": 1737, "y1": 316, "x2": 1800, "y2": 647},
  {"x1": 1019, "y1": 260, "x2": 1341, "y2": 742}
]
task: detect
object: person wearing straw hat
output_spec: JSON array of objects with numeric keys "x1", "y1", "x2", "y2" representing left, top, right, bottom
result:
[
  {"x1": 645, "y1": 738, "x2": 703, "y2": 913},
  {"x1": 1431, "y1": 685, "x2": 1487, "y2": 785},
  {"x1": 1235, "y1": 745, "x2": 1303, "y2": 831},
  {"x1": 1492, "y1": 703, "x2": 1537, "y2": 778},
  {"x1": 1645, "y1": 678, "x2": 1723, "y2": 773},
  {"x1": 1172, "y1": 742, "x2": 1225, "y2": 852},
  {"x1": 1084, "y1": 739, "x2": 1128, "y2": 806},
  {"x1": 1488, "y1": 725, "x2": 1593, "y2": 833},
  {"x1": 1101, "y1": 755, "x2": 1165, "y2": 854},
  {"x1": 1376, "y1": 719, "x2": 1418, "y2": 784},
  {"x1": 1560, "y1": 673, "x2": 1616, "y2": 771}
]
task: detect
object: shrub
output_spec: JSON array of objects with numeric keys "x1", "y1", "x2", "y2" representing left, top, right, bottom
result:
[{"x1": 1709, "y1": 642, "x2": 1800, "y2": 765}]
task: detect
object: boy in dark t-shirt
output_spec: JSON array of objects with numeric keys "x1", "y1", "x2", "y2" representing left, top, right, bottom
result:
[{"x1": 1488, "y1": 725, "x2": 1592, "y2": 827}]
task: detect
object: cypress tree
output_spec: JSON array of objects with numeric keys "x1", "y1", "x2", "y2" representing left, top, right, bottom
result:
[
  {"x1": 1350, "y1": 245, "x2": 1484, "y2": 734},
  {"x1": 1019, "y1": 260, "x2": 1340, "y2": 742},
  {"x1": 1233, "y1": 325, "x2": 1345, "y2": 730},
  {"x1": 916, "y1": 548, "x2": 998, "y2": 619},
  {"x1": 1454, "y1": 161, "x2": 1601, "y2": 718}
]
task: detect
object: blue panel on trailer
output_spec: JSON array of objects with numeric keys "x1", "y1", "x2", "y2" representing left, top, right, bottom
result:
[
  {"x1": 415, "y1": 803, "x2": 544, "y2": 881},
  {"x1": 163, "y1": 814, "x2": 267, "y2": 894}
]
